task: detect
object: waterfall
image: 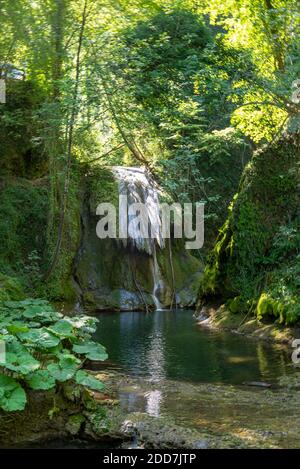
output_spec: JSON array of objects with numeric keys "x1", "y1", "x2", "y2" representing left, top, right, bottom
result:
[
  {"x1": 113, "y1": 166, "x2": 166, "y2": 310},
  {"x1": 151, "y1": 247, "x2": 165, "y2": 311}
]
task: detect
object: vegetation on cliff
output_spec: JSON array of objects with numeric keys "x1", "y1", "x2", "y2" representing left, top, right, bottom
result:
[{"x1": 199, "y1": 132, "x2": 300, "y2": 324}]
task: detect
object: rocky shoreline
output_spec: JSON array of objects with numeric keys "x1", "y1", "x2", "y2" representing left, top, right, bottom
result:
[
  {"x1": 2, "y1": 368, "x2": 300, "y2": 449},
  {"x1": 196, "y1": 304, "x2": 300, "y2": 346}
]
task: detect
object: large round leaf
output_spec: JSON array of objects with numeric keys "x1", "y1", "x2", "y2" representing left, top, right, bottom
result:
[
  {"x1": 46, "y1": 320, "x2": 74, "y2": 338},
  {"x1": 0, "y1": 340, "x2": 39, "y2": 375},
  {"x1": 73, "y1": 341, "x2": 108, "y2": 361},
  {"x1": 18, "y1": 328, "x2": 60, "y2": 348},
  {"x1": 0, "y1": 374, "x2": 27, "y2": 411},
  {"x1": 47, "y1": 354, "x2": 80, "y2": 382},
  {"x1": 22, "y1": 305, "x2": 53, "y2": 319},
  {"x1": 7, "y1": 323, "x2": 29, "y2": 334},
  {"x1": 67, "y1": 316, "x2": 98, "y2": 334},
  {"x1": 75, "y1": 370, "x2": 105, "y2": 391},
  {"x1": 26, "y1": 370, "x2": 56, "y2": 390}
]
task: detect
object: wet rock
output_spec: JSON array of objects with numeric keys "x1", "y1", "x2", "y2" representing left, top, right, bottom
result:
[
  {"x1": 244, "y1": 381, "x2": 272, "y2": 388},
  {"x1": 119, "y1": 413, "x2": 211, "y2": 449},
  {"x1": 194, "y1": 439, "x2": 210, "y2": 449},
  {"x1": 66, "y1": 414, "x2": 85, "y2": 436}
]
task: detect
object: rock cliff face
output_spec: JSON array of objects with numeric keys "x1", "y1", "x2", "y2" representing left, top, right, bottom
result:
[{"x1": 74, "y1": 166, "x2": 202, "y2": 311}]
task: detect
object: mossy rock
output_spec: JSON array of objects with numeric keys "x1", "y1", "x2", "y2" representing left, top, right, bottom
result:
[{"x1": 198, "y1": 133, "x2": 300, "y2": 324}]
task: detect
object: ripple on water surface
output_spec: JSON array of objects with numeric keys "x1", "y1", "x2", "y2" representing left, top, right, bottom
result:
[{"x1": 92, "y1": 309, "x2": 296, "y2": 385}]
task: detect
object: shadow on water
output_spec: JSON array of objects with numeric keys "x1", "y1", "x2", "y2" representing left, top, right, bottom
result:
[{"x1": 93, "y1": 309, "x2": 295, "y2": 386}]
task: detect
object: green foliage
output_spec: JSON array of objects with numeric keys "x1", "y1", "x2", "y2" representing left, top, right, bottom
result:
[
  {"x1": 203, "y1": 0, "x2": 299, "y2": 142},
  {"x1": 73, "y1": 342, "x2": 108, "y2": 361},
  {"x1": 75, "y1": 370, "x2": 105, "y2": 391},
  {"x1": 87, "y1": 167, "x2": 119, "y2": 213},
  {"x1": 199, "y1": 135, "x2": 300, "y2": 324},
  {"x1": 0, "y1": 298, "x2": 107, "y2": 412},
  {"x1": 0, "y1": 181, "x2": 48, "y2": 289},
  {"x1": 1, "y1": 0, "x2": 299, "y2": 328},
  {"x1": 44, "y1": 164, "x2": 83, "y2": 301},
  {"x1": 0, "y1": 374, "x2": 27, "y2": 412},
  {"x1": 0, "y1": 79, "x2": 47, "y2": 177},
  {"x1": 0, "y1": 273, "x2": 25, "y2": 302},
  {"x1": 121, "y1": 10, "x2": 211, "y2": 110},
  {"x1": 26, "y1": 370, "x2": 56, "y2": 390},
  {"x1": 97, "y1": 9, "x2": 252, "y2": 254}
]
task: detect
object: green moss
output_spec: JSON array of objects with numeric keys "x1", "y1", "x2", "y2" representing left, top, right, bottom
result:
[
  {"x1": 199, "y1": 216, "x2": 232, "y2": 296},
  {"x1": 256, "y1": 293, "x2": 283, "y2": 321},
  {"x1": 157, "y1": 239, "x2": 202, "y2": 292},
  {"x1": 226, "y1": 296, "x2": 242, "y2": 314},
  {"x1": 87, "y1": 166, "x2": 119, "y2": 213},
  {"x1": 43, "y1": 165, "x2": 83, "y2": 302},
  {"x1": 0, "y1": 273, "x2": 25, "y2": 301}
]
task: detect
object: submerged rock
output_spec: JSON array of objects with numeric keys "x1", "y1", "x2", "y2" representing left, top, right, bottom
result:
[
  {"x1": 244, "y1": 381, "x2": 272, "y2": 388},
  {"x1": 119, "y1": 412, "x2": 211, "y2": 449}
]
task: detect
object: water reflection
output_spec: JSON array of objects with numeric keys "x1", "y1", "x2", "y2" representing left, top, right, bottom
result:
[
  {"x1": 145, "y1": 390, "x2": 163, "y2": 417},
  {"x1": 93, "y1": 310, "x2": 295, "y2": 385},
  {"x1": 146, "y1": 313, "x2": 166, "y2": 383}
]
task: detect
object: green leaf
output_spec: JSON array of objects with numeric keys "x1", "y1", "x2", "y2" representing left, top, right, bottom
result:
[
  {"x1": 0, "y1": 340, "x2": 39, "y2": 375},
  {"x1": 27, "y1": 321, "x2": 41, "y2": 328},
  {"x1": 47, "y1": 354, "x2": 80, "y2": 382},
  {"x1": 67, "y1": 316, "x2": 98, "y2": 334},
  {"x1": 26, "y1": 370, "x2": 56, "y2": 390},
  {"x1": 18, "y1": 328, "x2": 60, "y2": 348},
  {"x1": 3, "y1": 301, "x2": 26, "y2": 310},
  {"x1": 0, "y1": 374, "x2": 27, "y2": 411},
  {"x1": 47, "y1": 320, "x2": 73, "y2": 338},
  {"x1": 7, "y1": 323, "x2": 29, "y2": 334},
  {"x1": 47, "y1": 363, "x2": 70, "y2": 382},
  {"x1": 75, "y1": 370, "x2": 105, "y2": 391},
  {"x1": 17, "y1": 299, "x2": 51, "y2": 307},
  {"x1": 73, "y1": 341, "x2": 108, "y2": 361},
  {"x1": 22, "y1": 305, "x2": 52, "y2": 319}
]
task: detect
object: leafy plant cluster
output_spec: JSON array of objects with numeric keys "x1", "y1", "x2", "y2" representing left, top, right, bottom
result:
[
  {"x1": 0, "y1": 298, "x2": 107, "y2": 412},
  {"x1": 0, "y1": 182, "x2": 48, "y2": 278},
  {"x1": 255, "y1": 215, "x2": 300, "y2": 325}
]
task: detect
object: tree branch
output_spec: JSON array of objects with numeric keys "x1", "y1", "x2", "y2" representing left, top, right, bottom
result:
[{"x1": 89, "y1": 143, "x2": 125, "y2": 163}]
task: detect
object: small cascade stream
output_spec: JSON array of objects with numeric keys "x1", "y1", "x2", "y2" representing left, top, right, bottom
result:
[
  {"x1": 151, "y1": 247, "x2": 165, "y2": 311},
  {"x1": 113, "y1": 166, "x2": 166, "y2": 310}
]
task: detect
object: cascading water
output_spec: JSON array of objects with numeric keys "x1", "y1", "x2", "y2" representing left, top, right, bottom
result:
[
  {"x1": 112, "y1": 166, "x2": 166, "y2": 310},
  {"x1": 151, "y1": 248, "x2": 165, "y2": 311}
]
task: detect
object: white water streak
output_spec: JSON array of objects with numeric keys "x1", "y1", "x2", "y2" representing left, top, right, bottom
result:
[{"x1": 113, "y1": 166, "x2": 165, "y2": 310}]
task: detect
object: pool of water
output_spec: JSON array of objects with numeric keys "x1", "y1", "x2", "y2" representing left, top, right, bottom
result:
[{"x1": 93, "y1": 309, "x2": 295, "y2": 385}]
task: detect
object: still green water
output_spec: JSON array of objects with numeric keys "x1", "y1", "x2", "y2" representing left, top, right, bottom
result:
[{"x1": 93, "y1": 309, "x2": 295, "y2": 385}]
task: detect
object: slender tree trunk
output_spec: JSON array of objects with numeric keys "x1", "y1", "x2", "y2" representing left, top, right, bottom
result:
[
  {"x1": 44, "y1": 0, "x2": 88, "y2": 280},
  {"x1": 98, "y1": 72, "x2": 150, "y2": 168},
  {"x1": 52, "y1": 0, "x2": 66, "y2": 99},
  {"x1": 264, "y1": 0, "x2": 285, "y2": 71}
]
